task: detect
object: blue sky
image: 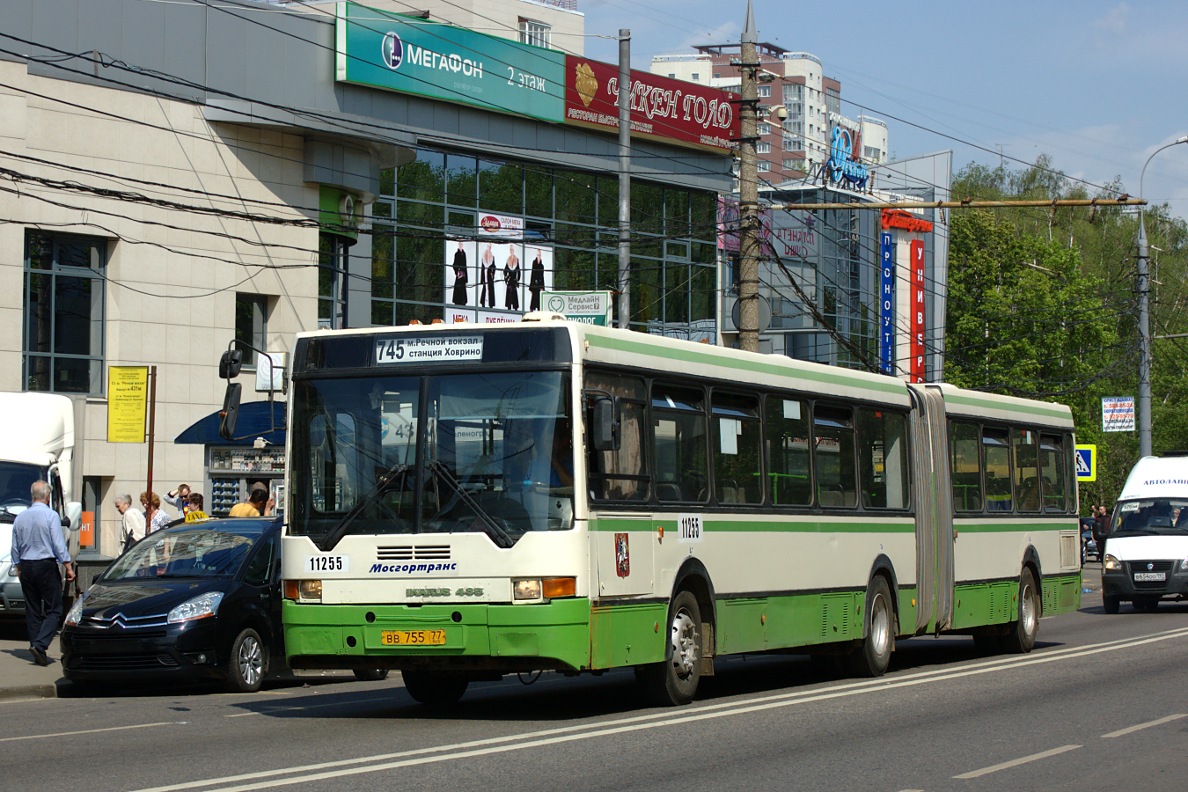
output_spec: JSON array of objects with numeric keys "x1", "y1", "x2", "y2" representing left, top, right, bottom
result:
[{"x1": 579, "y1": 0, "x2": 1188, "y2": 221}]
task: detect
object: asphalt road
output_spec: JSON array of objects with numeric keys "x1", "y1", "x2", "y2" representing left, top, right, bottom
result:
[{"x1": 2, "y1": 581, "x2": 1186, "y2": 792}]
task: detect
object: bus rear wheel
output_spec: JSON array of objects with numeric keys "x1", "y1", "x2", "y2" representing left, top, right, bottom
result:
[
  {"x1": 637, "y1": 590, "x2": 701, "y2": 706},
  {"x1": 844, "y1": 576, "x2": 895, "y2": 677},
  {"x1": 1001, "y1": 568, "x2": 1039, "y2": 654},
  {"x1": 401, "y1": 670, "x2": 468, "y2": 706}
]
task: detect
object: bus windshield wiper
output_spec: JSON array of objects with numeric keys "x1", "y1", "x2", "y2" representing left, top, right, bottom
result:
[
  {"x1": 428, "y1": 459, "x2": 514, "y2": 549},
  {"x1": 319, "y1": 462, "x2": 411, "y2": 551}
]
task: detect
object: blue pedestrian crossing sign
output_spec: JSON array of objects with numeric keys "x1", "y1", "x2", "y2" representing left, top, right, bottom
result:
[{"x1": 1075, "y1": 444, "x2": 1096, "y2": 482}]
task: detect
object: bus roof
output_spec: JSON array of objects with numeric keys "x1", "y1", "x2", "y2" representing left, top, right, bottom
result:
[{"x1": 294, "y1": 318, "x2": 1074, "y2": 426}]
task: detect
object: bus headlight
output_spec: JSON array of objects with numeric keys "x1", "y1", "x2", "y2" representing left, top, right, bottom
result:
[
  {"x1": 1103, "y1": 554, "x2": 1122, "y2": 572},
  {"x1": 513, "y1": 577, "x2": 575, "y2": 601},
  {"x1": 284, "y1": 579, "x2": 323, "y2": 602},
  {"x1": 513, "y1": 579, "x2": 541, "y2": 600}
]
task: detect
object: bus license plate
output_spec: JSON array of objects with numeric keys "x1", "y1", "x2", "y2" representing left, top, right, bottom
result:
[
  {"x1": 1133, "y1": 572, "x2": 1166, "y2": 582},
  {"x1": 380, "y1": 629, "x2": 447, "y2": 646}
]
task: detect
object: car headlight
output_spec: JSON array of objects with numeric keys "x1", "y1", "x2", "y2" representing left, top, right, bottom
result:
[
  {"x1": 168, "y1": 591, "x2": 224, "y2": 624},
  {"x1": 65, "y1": 596, "x2": 86, "y2": 626},
  {"x1": 1180, "y1": 558, "x2": 1188, "y2": 572},
  {"x1": 1103, "y1": 554, "x2": 1122, "y2": 572}
]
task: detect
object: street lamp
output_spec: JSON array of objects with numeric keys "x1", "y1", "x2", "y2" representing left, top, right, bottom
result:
[{"x1": 1136, "y1": 134, "x2": 1188, "y2": 458}]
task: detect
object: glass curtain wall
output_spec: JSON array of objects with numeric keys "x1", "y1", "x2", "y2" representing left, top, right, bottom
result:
[{"x1": 370, "y1": 147, "x2": 718, "y2": 336}]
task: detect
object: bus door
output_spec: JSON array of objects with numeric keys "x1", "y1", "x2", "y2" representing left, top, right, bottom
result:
[{"x1": 909, "y1": 385, "x2": 954, "y2": 633}]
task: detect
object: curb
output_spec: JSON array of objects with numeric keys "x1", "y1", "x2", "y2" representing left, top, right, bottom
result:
[{"x1": 0, "y1": 683, "x2": 59, "y2": 700}]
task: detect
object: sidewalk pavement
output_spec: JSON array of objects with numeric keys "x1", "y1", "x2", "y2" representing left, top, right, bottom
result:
[{"x1": 0, "y1": 632, "x2": 67, "y2": 700}]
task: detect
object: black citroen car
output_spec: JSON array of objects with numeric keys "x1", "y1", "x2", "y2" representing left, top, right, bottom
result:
[{"x1": 61, "y1": 517, "x2": 284, "y2": 692}]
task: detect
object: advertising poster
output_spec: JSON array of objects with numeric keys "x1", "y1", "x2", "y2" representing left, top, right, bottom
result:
[
  {"x1": 879, "y1": 233, "x2": 895, "y2": 376},
  {"x1": 444, "y1": 238, "x2": 478, "y2": 310},
  {"x1": 909, "y1": 240, "x2": 926, "y2": 383},
  {"x1": 445, "y1": 214, "x2": 555, "y2": 320},
  {"x1": 107, "y1": 365, "x2": 148, "y2": 443}
]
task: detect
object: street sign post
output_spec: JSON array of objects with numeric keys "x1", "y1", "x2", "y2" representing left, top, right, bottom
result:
[{"x1": 1075, "y1": 444, "x2": 1096, "y2": 482}]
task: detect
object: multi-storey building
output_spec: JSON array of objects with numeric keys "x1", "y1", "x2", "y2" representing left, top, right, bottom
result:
[
  {"x1": 0, "y1": 0, "x2": 733, "y2": 570},
  {"x1": 651, "y1": 43, "x2": 888, "y2": 185}
]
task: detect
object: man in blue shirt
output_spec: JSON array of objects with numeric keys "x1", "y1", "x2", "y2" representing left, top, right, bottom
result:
[{"x1": 12, "y1": 480, "x2": 75, "y2": 666}]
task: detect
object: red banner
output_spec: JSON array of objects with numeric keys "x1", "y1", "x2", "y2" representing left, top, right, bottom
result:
[
  {"x1": 563, "y1": 57, "x2": 738, "y2": 153},
  {"x1": 910, "y1": 240, "x2": 926, "y2": 383}
]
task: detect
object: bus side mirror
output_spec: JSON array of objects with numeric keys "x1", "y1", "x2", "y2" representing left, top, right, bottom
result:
[
  {"x1": 591, "y1": 398, "x2": 619, "y2": 452},
  {"x1": 219, "y1": 348, "x2": 243, "y2": 379},
  {"x1": 219, "y1": 382, "x2": 242, "y2": 440}
]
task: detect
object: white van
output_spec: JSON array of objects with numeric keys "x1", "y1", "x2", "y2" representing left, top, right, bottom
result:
[{"x1": 1101, "y1": 455, "x2": 1188, "y2": 613}]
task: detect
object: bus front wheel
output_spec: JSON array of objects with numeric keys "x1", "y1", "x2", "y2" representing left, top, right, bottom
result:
[
  {"x1": 1001, "y1": 568, "x2": 1039, "y2": 653},
  {"x1": 401, "y1": 670, "x2": 468, "y2": 706},
  {"x1": 844, "y1": 576, "x2": 895, "y2": 677},
  {"x1": 636, "y1": 590, "x2": 702, "y2": 706}
]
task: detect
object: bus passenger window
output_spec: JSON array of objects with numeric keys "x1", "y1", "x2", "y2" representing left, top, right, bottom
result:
[
  {"x1": 1012, "y1": 428, "x2": 1040, "y2": 513},
  {"x1": 584, "y1": 372, "x2": 649, "y2": 502},
  {"x1": 950, "y1": 421, "x2": 983, "y2": 512},
  {"x1": 651, "y1": 383, "x2": 708, "y2": 504},
  {"x1": 712, "y1": 392, "x2": 761, "y2": 505},
  {"x1": 764, "y1": 396, "x2": 811, "y2": 506},
  {"x1": 983, "y1": 427, "x2": 1012, "y2": 512},
  {"x1": 857, "y1": 408, "x2": 909, "y2": 510},
  {"x1": 814, "y1": 404, "x2": 856, "y2": 509},
  {"x1": 1039, "y1": 433, "x2": 1068, "y2": 512}
]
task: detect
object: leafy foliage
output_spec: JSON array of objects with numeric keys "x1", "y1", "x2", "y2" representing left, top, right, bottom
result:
[{"x1": 947, "y1": 156, "x2": 1188, "y2": 508}]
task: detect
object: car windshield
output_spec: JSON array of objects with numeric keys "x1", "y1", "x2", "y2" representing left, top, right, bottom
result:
[
  {"x1": 103, "y1": 526, "x2": 257, "y2": 580},
  {"x1": 1112, "y1": 498, "x2": 1188, "y2": 535}
]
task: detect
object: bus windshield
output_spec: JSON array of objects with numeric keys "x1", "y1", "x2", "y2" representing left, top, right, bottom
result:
[{"x1": 289, "y1": 370, "x2": 573, "y2": 548}]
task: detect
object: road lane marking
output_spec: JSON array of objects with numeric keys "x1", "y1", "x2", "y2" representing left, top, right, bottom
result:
[
  {"x1": 0, "y1": 721, "x2": 179, "y2": 743},
  {"x1": 1102, "y1": 713, "x2": 1187, "y2": 738},
  {"x1": 953, "y1": 744, "x2": 1081, "y2": 779},
  {"x1": 130, "y1": 626, "x2": 1188, "y2": 792}
]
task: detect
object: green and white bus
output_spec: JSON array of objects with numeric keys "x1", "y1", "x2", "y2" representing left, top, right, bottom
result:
[{"x1": 280, "y1": 316, "x2": 1082, "y2": 705}]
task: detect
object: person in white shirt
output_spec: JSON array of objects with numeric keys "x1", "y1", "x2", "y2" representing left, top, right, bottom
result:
[{"x1": 114, "y1": 493, "x2": 145, "y2": 551}]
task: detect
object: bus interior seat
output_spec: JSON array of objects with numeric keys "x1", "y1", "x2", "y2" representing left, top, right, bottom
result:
[
  {"x1": 818, "y1": 489, "x2": 843, "y2": 507},
  {"x1": 656, "y1": 482, "x2": 682, "y2": 502}
]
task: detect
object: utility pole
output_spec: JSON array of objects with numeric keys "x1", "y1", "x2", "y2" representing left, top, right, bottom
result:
[
  {"x1": 737, "y1": 0, "x2": 760, "y2": 353},
  {"x1": 617, "y1": 30, "x2": 632, "y2": 330},
  {"x1": 1136, "y1": 135, "x2": 1188, "y2": 458}
]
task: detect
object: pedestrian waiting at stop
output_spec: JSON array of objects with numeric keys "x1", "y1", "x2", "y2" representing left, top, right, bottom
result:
[
  {"x1": 164, "y1": 483, "x2": 192, "y2": 517},
  {"x1": 114, "y1": 493, "x2": 146, "y2": 552},
  {"x1": 184, "y1": 492, "x2": 209, "y2": 522},
  {"x1": 229, "y1": 487, "x2": 273, "y2": 517},
  {"x1": 141, "y1": 491, "x2": 171, "y2": 534},
  {"x1": 11, "y1": 480, "x2": 75, "y2": 666}
]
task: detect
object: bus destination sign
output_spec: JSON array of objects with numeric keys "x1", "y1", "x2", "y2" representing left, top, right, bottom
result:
[{"x1": 375, "y1": 336, "x2": 484, "y2": 364}]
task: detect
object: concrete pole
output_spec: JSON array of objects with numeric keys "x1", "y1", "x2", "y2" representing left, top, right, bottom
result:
[
  {"x1": 1136, "y1": 135, "x2": 1188, "y2": 458},
  {"x1": 1137, "y1": 213, "x2": 1151, "y2": 458},
  {"x1": 617, "y1": 30, "x2": 632, "y2": 330},
  {"x1": 737, "y1": 1, "x2": 760, "y2": 352}
]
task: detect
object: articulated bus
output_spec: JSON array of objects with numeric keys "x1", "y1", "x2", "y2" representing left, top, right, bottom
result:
[{"x1": 280, "y1": 316, "x2": 1082, "y2": 706}]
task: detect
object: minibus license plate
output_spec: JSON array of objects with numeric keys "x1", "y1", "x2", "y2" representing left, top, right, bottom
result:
[
  {"x1": 1133, "y1": 572, "x2": 1166, "y2": 582},
  {"x1": 381, "y1": 629, "x2": 446, "y2": 646}
]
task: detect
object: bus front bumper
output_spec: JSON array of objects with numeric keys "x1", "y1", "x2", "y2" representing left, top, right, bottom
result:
[{"x1": 283, "y1": 598, "x2": 594, "y2": 674}]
